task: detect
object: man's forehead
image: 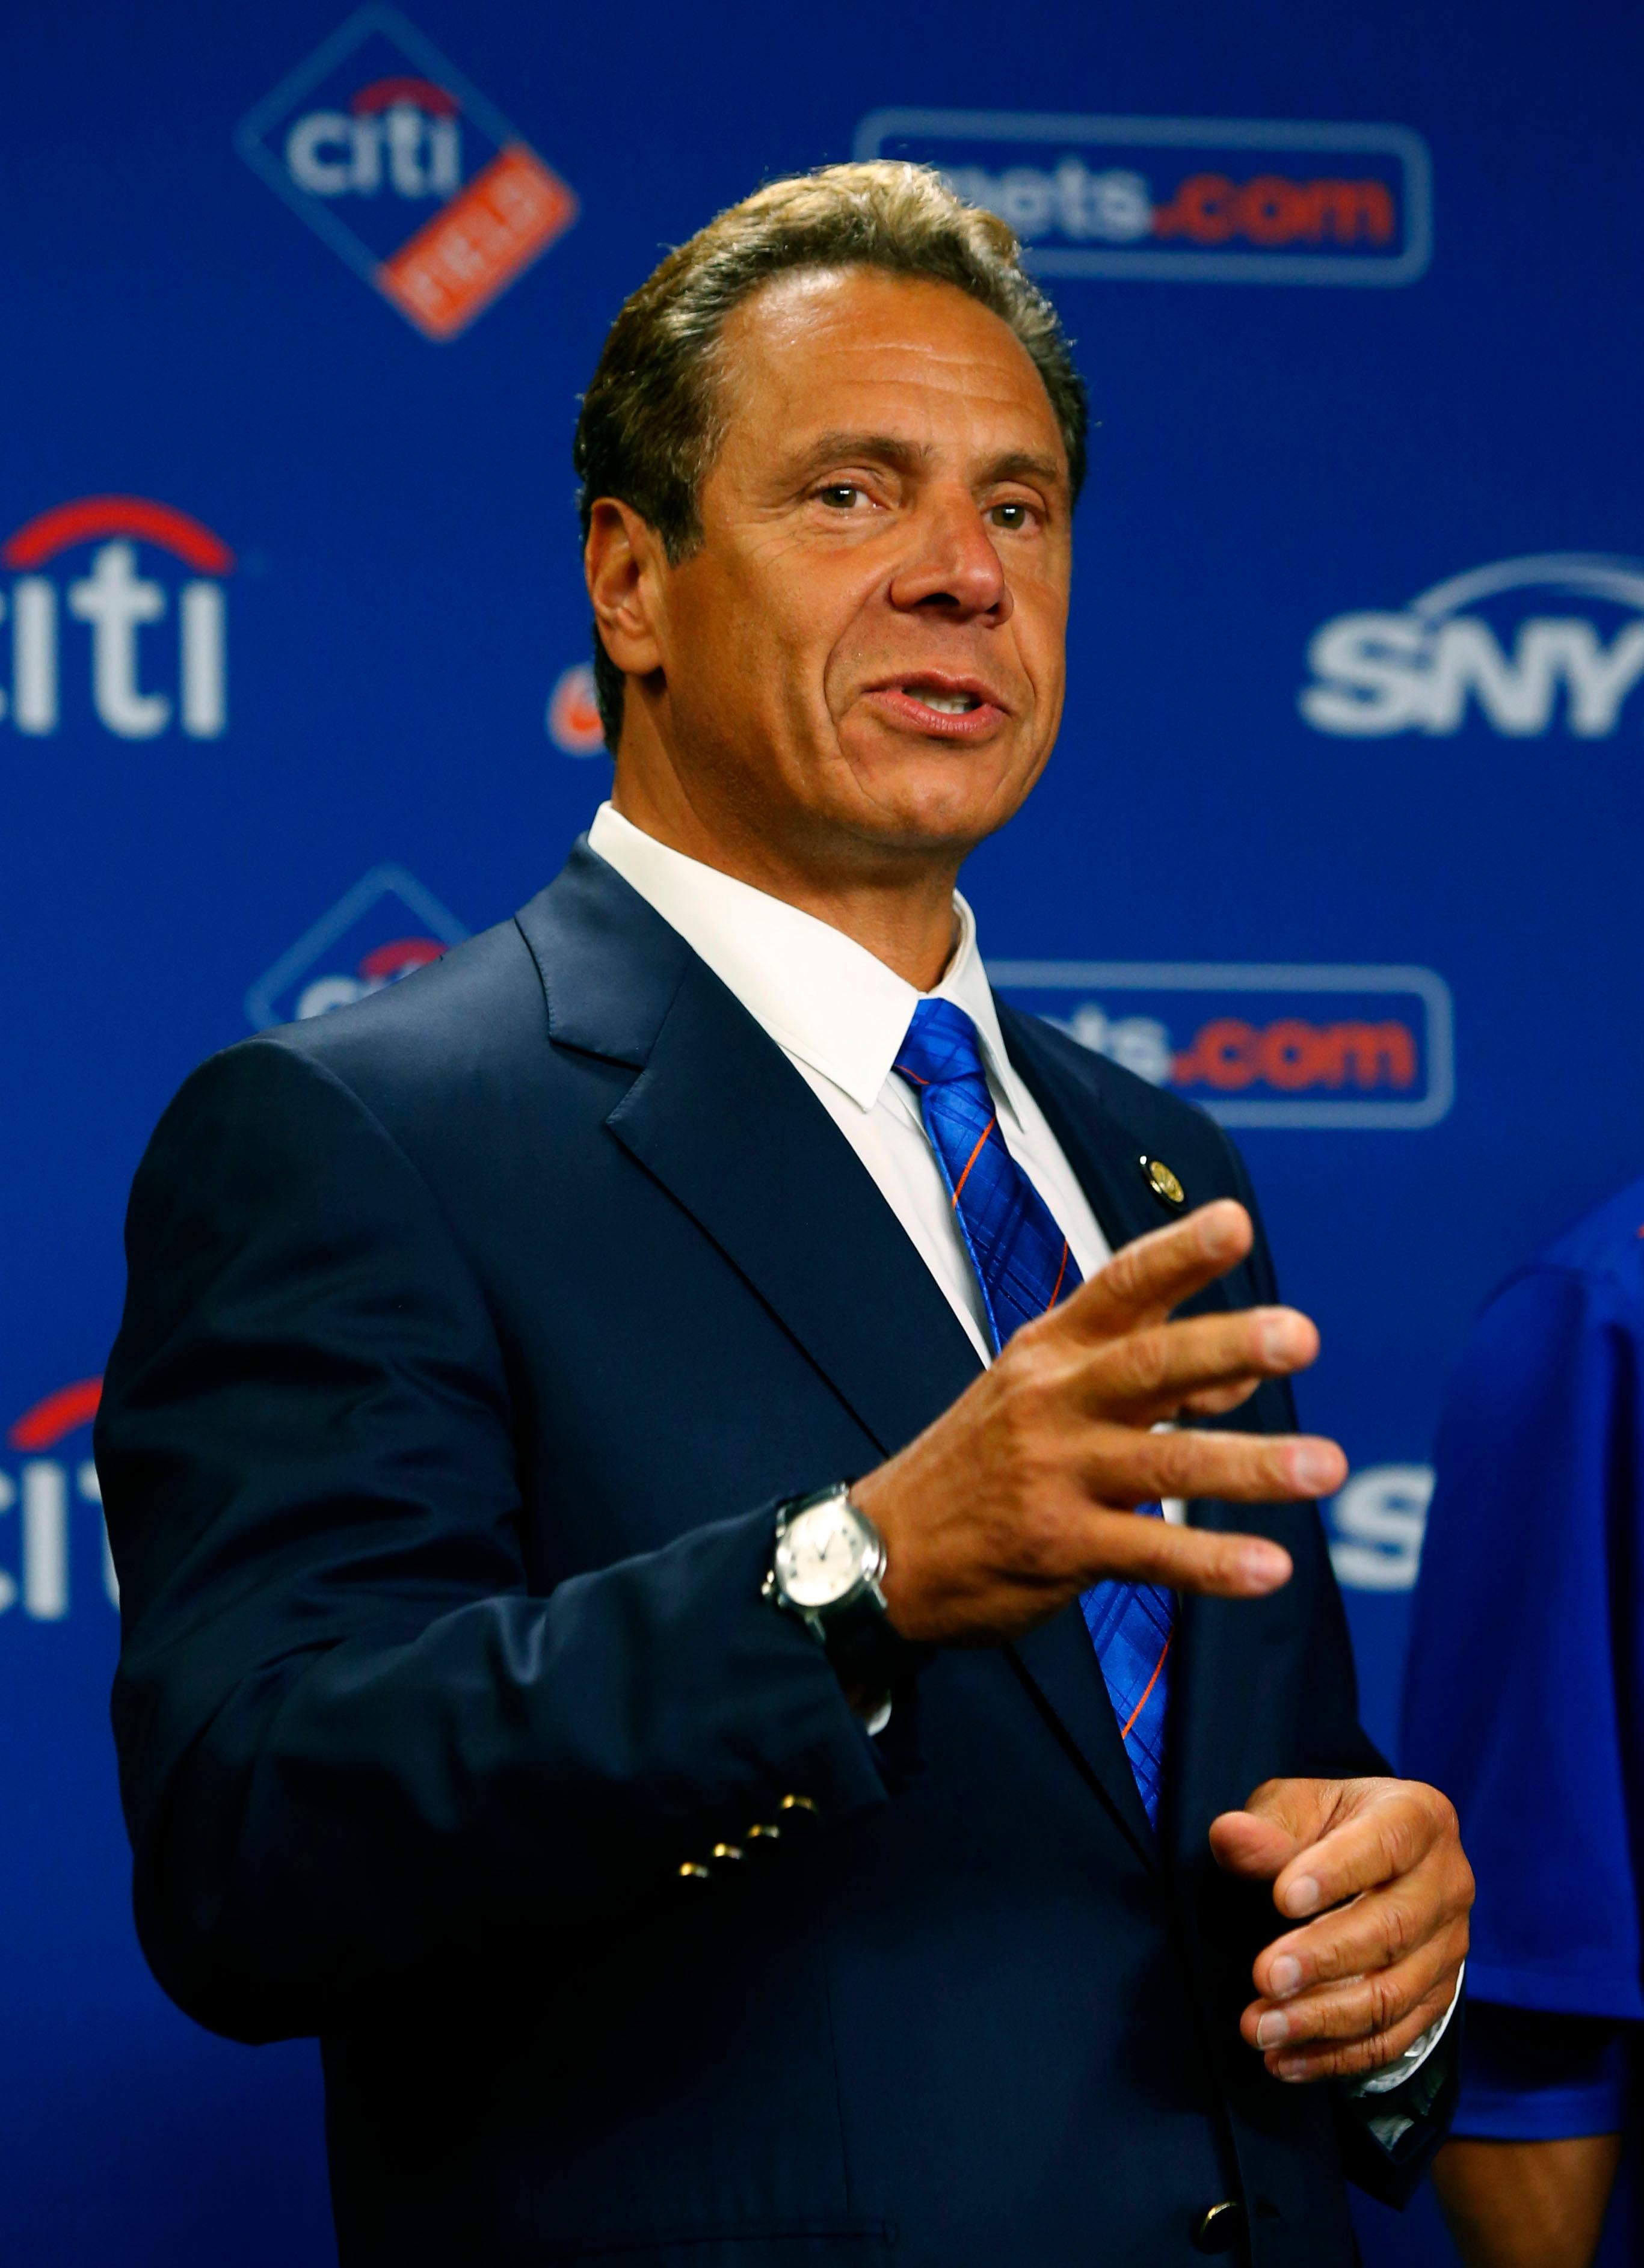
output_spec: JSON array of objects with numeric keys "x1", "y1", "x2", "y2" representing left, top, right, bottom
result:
[{"x1": 718, "y1": 267, "x2": 1064, "y2": 458}]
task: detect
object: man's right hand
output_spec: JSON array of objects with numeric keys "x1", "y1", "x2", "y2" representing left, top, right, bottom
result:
[{"x1": 851, "y1": 1199, "x2": 1346, "y2": 1645}]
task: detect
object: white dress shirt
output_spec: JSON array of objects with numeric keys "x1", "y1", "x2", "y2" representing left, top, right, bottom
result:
[
  {"x1": 585, "y1": 800, "x2": 1458, "y2": 2100},
  {"x1": 587, "y1": 801, "x2": 1110, "y2": 1368}
]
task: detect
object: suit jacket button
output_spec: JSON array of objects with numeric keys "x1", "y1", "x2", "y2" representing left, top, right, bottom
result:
[{"x1": 1192, "y1": 2199, "x2": 1247, "y2": 2253}]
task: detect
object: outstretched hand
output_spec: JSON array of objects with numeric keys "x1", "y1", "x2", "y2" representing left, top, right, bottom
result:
[
  {"x1": 852, "y1": 1198, "x2": 1349, "y2": 1645},
  {"x1": 1210, "y1": 1776, "x2": 1473, "y2": 2083}
]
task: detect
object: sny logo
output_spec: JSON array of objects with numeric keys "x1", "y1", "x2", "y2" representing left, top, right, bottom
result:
[
  {"x1": 237, "y1": 5, "x2": 577, "y2": 340},
  {"x1": 1, "y1": 1379, "x2": 112, "y2": 1623},
  {"x1": 988, "y1": 961, "x2": 1453, "y2": 1130},
  {"x1": 855, "y1": 111, "x2": 1429, "y2": 286},
  {"x1": 1302, "y1": 555, "x2": 1644, "y2": 739},
  {"x1": 1325, "y1": 1466, "x2": 1433, "y2": 1593},
  {"x1": 2, "y1": 496, "x2": 230, "y2": 740},
  {"x1": 245, "y1": 865, "x2": 469, "y2": 1028}
]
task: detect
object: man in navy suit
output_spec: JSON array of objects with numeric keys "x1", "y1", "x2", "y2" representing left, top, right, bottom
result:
[{"x1": 98, "y1": 164, "x2": 1471, "y2": 2266}]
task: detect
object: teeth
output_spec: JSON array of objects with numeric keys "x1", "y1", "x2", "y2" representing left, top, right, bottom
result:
[{"x1": 910, "y1": 688, "x2": 980, "y2": 714}]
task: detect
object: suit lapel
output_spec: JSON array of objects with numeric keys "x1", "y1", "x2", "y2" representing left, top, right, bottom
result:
[
  {"x1": 1008, "y1": 1605, "x2": 1159, "y2": 1869},
  {"x1": 518, "y1": 845, "x2": 982, "y2": 1463},
  {"x1": 994, "y1": 1003, "x2": 1180, "y2": 1261},
  {"x1": 1157, "y1": 1509, "x2": 1271, "y2": 1866},
  {"x1": 608, "y1": 958, "x2": 983, "y2": 1455}
]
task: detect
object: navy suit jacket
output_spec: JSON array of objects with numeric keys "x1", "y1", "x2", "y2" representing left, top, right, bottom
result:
[{"x1": 99, "y1": 844, "x2": 1455, "y2": 2268}]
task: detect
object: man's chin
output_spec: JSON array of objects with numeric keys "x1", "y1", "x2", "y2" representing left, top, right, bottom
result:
[{"x1": 828, "y1": 734, "x2": 1036, "y2": 857}]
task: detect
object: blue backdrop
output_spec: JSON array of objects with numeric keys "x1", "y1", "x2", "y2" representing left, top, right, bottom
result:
[{"x1": 5, "y1": 4, "x2": 1640, "y2": 2259}]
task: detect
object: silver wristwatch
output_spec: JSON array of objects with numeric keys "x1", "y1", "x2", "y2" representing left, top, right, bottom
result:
[{"x1": 762, "y1": 1484, "x2": 896, "y2": 1677}]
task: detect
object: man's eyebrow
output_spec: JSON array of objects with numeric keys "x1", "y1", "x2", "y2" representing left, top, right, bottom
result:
[
  {"x1": 979, "y1": 448, "x2": 1068, "y2": 493},
  {"x1": 784, "y1": 433, "x2": 1068, "y2": 494},
  {"x1": 788, "y1": 431, "x2": 933, "y2": 479}
]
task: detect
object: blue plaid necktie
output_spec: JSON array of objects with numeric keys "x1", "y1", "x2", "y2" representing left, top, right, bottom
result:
[{"x1": 894, "y1": 997, "x2": 1174, "y2": 1825}]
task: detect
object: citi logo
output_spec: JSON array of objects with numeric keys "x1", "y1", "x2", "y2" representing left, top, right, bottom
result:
[
  {"x1": 285, "y1": 73, "x2": 462, "y2": 200},
  {"x1": 1302, "y1": 555, "x2": 1644, "y2": 739},
  {"x1": 238, "y1": 8, "x2": 578, "y2": 340},
  {"x1": 1, "y1": 1379, "x2": 114, "y2": 1623},
  {"x1": 2, "y1": 496, "x2": 230, "y2": 741}
]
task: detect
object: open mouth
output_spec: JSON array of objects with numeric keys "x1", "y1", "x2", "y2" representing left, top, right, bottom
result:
[
  {"x1": 905, "y1": 684, "x2": 982, "y2": 715},
  {"x1": 864, "y1": 676, "x2": 1005, "y2": 732}
]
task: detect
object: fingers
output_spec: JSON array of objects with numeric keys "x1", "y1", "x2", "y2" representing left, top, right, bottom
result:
[
  {"x1": 1269, "y1": 1781, "x2": 1457, "y2": 1923},
  {"x1": 1226, "y1": 1777, "x2": 1474, "y2": 2084},
  {"x1": 1207, "y1": 1807, "x2": 1306, "y2": 1884},
  {"x1": 1245, "y1": 1959, "x2": 1459, "y2": 2083},
  {"x1": 1074, "y1": 1507, "x2": 1294, "y2": 1599},
  {"x1": 1065, "y1": 1425, "x2": 1349, "y2": 1599},
  {"x1": 1080, "y1": 1421, "x2": 1346, "y2": 1514},
  {"x1": 1056, "y1": 1201, "x2": 1254, "y2": 1343},
  {"x1": 1254, "y1": 1858, "x2": 1456, "y2": 2005},
  {"x1": 1077, "y1": 1306, "x2": 1320, "y2": 1425},
  {"x1": 1208, "y1": 1777, "x2": 1343, "y2": 1879}
]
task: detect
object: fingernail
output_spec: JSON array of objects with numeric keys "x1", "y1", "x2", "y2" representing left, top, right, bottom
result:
[
  {"x1": 1274, "y1": 2057, "x2": 1310, "y2": 2082},
  {"x1": 1258, "y1": 1312, "x2": 1295, "y2": 1363},
  {"x1": 1198, "y1": 1204, "x2": 1240, "y2": 1258},
  {"x1": 1256, "y1": 2012, "x2": 1288, "y2": 2048},
  {"x1": 1290, "y1": 1444, "x2": 1338, "y2": 1493},
  {"x1": 1239, "y1": 1544, "x2": 1290, "y2": 1591},
  {"x1": 1282, "y1": 1875, "x2": 1322, "y2": 1917},
  {"x1": 1269, "y1": 1955, "x2": 1302, "y2": 1997}
]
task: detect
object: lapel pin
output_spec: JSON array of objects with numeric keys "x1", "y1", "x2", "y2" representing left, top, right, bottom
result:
[{"x1": 1141, "y1": 1155, "x2": 1186, "y2": 1209}]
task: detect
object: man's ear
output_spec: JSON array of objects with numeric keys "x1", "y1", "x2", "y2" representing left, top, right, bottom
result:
[{"x1": 585, "y1": 499, "x2": 667, "y2": 682}]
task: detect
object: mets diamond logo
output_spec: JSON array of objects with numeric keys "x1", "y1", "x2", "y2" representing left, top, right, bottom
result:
[
  {"x1": 988, "y1": 962, "x2": 1453, "y2": 1129},
  {"x1": 245, "y1": 865, "x2": 469, "y2": 1028},
  {"x1": 236, "y1": 6, "x2": 578, "y2": 340},
  {"x1": 855, "y1": 111, "x2": 1430, "y2": 286}
]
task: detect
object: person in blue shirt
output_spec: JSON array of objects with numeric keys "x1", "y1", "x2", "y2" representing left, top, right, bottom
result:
[{"x1": 1403, "y1": 1176, "x2": 1643, "y2": 2267}]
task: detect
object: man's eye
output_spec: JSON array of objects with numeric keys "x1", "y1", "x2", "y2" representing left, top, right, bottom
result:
[
  {"x1": 817, "y1": 484, "x2": 866, "y2": 510},
  {"x1": 989, "y1": 502, "x2": 1033, "y2": 530}
]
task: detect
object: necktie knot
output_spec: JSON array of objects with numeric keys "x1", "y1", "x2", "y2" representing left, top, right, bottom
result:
[{"x1": 894, "y1": 996, "x2": 990, "y2": 1092}]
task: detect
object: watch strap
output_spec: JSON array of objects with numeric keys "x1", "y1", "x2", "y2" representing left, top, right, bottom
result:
[{"x1": 767, "y1": 1485, "x2": 913, "y2": 1695}]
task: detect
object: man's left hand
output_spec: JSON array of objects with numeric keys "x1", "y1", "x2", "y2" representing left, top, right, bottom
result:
[{"x1": 1208, "y1": 1777, "x2": 1473, "y2": 2083}]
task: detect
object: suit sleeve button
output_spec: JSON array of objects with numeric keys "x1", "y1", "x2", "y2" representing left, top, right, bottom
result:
[
  {"x1": 677, "y1": 1861, "x2": 711, "y2": 1882},
  {"x1": 1192, "y1": 2201, "x2": 1247, "y2": 2254}
]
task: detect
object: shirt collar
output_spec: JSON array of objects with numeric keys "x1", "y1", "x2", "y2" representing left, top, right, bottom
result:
[{"x1": 586, "y1": 801, "x2": 1027, "y2": 1122}]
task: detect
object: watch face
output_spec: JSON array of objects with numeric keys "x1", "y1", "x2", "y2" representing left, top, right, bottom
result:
[{"x1": 775, "y1": 1498, "x2": 868, "y2": 1610}]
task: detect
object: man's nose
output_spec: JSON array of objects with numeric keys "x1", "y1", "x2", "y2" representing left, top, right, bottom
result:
[{"x1": 887, "y1": 491, "x2": 1012, "y2": 622}]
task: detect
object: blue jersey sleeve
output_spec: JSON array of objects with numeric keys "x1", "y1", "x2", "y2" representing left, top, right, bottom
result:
[
  {"x1": 1454, "y1": 2005, "x2": 1631, "y2": 2141},
  {"x1": 1401, "y1": 1262, "x2": 1644, "y2": 2024}
]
